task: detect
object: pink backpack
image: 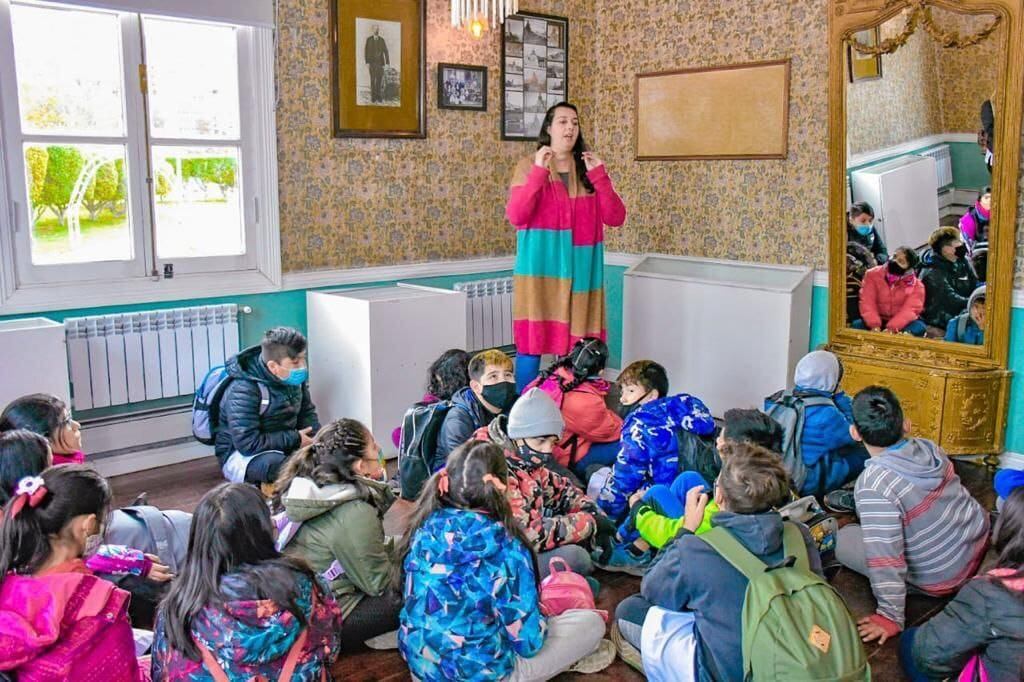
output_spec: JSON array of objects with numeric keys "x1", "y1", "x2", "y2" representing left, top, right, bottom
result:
[
  {"x1": 539, "y1": 557, "x2": 608, "y2": 621},
  {"x1": 958, "y1": 655, "x2": 989, "y2": 682}
]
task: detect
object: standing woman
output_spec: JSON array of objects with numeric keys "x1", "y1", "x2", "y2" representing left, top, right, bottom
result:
[{"x1": 507, "y1": 102, "x2": 627, "y2": 391}]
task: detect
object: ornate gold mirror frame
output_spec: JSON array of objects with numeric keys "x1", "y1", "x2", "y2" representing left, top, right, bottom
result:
[{"x1": 828, "y1": 0, "x2": 1024, "y2": 454}]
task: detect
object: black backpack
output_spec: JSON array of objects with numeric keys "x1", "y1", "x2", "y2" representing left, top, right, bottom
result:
[
  {"x1": 677, "y1": 428, "x2": 722, "y2": 484},
  {"x1": 398, "y1": 400, "x2": 470, "y2": 500},
  {"x1": 764, "y1": 390, "x2": 837, "y2": 492}
]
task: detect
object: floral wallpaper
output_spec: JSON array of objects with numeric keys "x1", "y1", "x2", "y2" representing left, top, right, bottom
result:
[
  {"x1": 274, "y1": 0, "x2": 1024, "y2": 281},
  {"x1": 846, "y1": 24, "x2": 943, "y2": 156}
]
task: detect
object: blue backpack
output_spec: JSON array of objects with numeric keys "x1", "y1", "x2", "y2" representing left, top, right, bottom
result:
[{"x1": 192, "y1": 365, "x2": 270, "y2": 445}]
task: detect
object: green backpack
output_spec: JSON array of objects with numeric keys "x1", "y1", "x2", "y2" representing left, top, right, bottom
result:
[{"x1": 700, "y1": 523, "x2": 870, "y2": 681}]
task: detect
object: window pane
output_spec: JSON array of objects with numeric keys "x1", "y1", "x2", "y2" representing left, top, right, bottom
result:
[
  {"x1": 144, "y1": 19, "x2": 241, "y2": 139},
  {"x1": 152, "y1": 146, "x2": 244, "y2": 258},
  {"x1": 24, "y1": 144, "x2": 133, "y2": 265},
  {"x1": 12, "y1": 4, "x2": 125, "y2": 136}
]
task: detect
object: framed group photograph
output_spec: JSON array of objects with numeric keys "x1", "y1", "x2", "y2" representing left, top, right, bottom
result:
[
  {"x1": 437, "y1": 63, "x2": 487, "y2": 111},
  {"x1": 501, "y1": 12, "x2": 568, "y2": 140},
  {"x1": 330, "y1": 0, "x2": 426, "y2": 138}
]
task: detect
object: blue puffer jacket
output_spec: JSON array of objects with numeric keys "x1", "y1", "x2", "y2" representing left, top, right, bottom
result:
[
  {"x1": 597, "y1": 394, "x2": 715, "y2": 520},
  {"x1": 764, "y1": 387, "x2": 861, "y2": 496},
  {"x1": 434, "y1": 387, "x2": 491, "y2": 470},
  {"x1": 399, "y1": 507, "x2": 545, "y2": 681}
]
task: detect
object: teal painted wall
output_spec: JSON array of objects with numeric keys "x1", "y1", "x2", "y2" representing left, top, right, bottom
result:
[
  {"x1": 603, "y1": 264, "x2": 627, "y2": 369},
  {"x1": 846, "y1": 140, "x2": 988, "y2": 193},
  {"x1": 810, "y1": 285, "x2": 830, "y2": 349}
]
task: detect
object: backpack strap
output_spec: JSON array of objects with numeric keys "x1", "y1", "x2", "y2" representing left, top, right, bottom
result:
[
  {"x1": 699, "y1": 527, "x2": 768, "y2": 581},
  {"x1": 781, "y1": 522, "x2": 811, "y2": 573},
  {"x1": 957, "y1": 313, "x2": 969, "y2": 341},
  {"x1": 257, "y1": 382, "x2": 271, "y2": 416},
  {"x1": 194, "y1": 623, "x2": 311, "y2": 682}
]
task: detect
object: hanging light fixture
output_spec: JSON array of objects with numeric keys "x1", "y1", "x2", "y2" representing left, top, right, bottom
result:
[{"x1": 451, "y1": 0, "x2": 518, "y2": 36}]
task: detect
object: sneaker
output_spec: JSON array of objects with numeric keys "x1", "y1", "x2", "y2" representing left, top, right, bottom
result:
[
  {"x1": 363, "y1": 629, "x2": 399, "y2": 650},
  {"x1": 596, "y1": 544, "x2": 653, "y2": 576},
  {"x1": 824, "y1": 489, "x2": 856, "y2": 514},
  {"x1": 611, "y1": 621, "x2": 644, "y2": 673},
  {"x1": 130, "y1": 492, "x2": 149, "y2": 507},
  {"x1": 568, "y1": 639, "x2": 616, "y2": 674}
]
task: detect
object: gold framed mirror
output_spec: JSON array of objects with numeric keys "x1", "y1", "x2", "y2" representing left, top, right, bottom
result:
[{"x1": 827, "y1": 0, "x2": 1024, "y2": 454}]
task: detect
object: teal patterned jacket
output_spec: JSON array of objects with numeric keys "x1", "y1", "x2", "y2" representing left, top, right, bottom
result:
[{"x1": 398, "y1": 507, "x2": 546, "y2": 680}]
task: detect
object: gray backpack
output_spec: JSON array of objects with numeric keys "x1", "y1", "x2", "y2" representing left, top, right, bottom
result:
[
  {"x1": 105, "y1": 505, "x2": 192, "y2": 574},
  {"x1": 764, "y1": 390, "x2": 837, "y2": 492}
]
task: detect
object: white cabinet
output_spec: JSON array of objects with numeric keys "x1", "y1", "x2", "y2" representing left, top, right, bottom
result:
[
  {"x1": 306, "y1": 284, "x2": 466, "y2": 457},
  {"x1": 0, "y1": 318, "x2": 70, "y2": 411},
  {"x1": 622, "y1": 255, "x2": 812, "y2": 417},
  {"x1": 851, "y1": 155, "x2": 939, "y2": 250}
]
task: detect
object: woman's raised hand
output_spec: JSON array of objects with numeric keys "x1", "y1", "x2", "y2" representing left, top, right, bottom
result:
[
  {"x1": 581, "y1": 151, "x2": 603, "y2": 170},
  {"x1": 534, "y1": 145, "x2": 554, "y2": 168}
]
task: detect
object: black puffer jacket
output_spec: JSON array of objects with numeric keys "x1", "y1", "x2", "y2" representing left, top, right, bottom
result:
[
  {"x1": 911, "y1": 571, "x2": 1024, "y2": 682},
  {"x1": 434, "y1": 386, "x2": 491, "y2": 469},
  {"x1": 214, "y1": 346, "x2": 320, "y2": 465},
  {"x1": 920, "y1": 250, "x2": 979, "y2": 329}
]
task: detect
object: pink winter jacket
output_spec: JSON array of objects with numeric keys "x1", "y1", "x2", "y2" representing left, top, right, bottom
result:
[
  {"x1": 530, "y1": 367, "x2": 622, "y2": 468},
  {"x1": 0, "y1": 560, "x2": 148, "y2": 682},
  {"x1": 858, "y1": 265, "x2": 925, "y2": 332}
]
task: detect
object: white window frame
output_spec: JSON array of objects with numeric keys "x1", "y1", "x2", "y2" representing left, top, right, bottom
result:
[{"x1": 0, "y1": 0, "x2": 280, "y2": 314}]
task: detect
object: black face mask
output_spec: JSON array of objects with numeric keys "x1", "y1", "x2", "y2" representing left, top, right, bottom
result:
[
  {"x1": 517, "y1": 442, "x2": 551, "y2": 463},
  {"x1": 614, "y1": 389, "x2": 651, "y2": 419},
  {"x1": 481, "y1": 381, "x2": 518, "y2": 412},
  {"x1": 887, "y1": 260, "x2": 907, "y2": 276},
  {"x1": 955, "y1": 244, "x2": 969, "y2": 258}
]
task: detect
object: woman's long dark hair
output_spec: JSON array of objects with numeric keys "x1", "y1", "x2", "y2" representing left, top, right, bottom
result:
[
  {"x1": 538, "y1": 101, "x2": 594, "y2": 193},
  {"x1": 0, "y1": 394, "x2": 71, "y2": 450},
  {"x1": 426, "y1": 349, "x2": 470, "y2": 401},
  {"x1": 0, "y1": 465, "x2": 110, "y2": 580},
  {"x1": 392, "y1": 441, "x2": 537, "y2": 590},
  {"x1": 273, "y1": 418, "x2": 373, "y2": 511},
  {"x1": 993, "y1": 487, "x2": 1024, "y2": 585},
  {"x1": 0, "y1": 429, "x2": 51, "y2": 506},
  {"x1": 537, "y1": 337, "x2": 610, "y2": 393},
  {"x1": 159, "y1": 483, "x2": 319, "y2": 661}
]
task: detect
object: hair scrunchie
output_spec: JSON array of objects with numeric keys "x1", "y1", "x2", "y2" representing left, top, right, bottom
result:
[{"x1": 9, "y1": 476, "x2": 48, "y2": 518}]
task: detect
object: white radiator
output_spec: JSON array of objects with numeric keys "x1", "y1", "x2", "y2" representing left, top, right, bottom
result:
[
  {"x1": 454, "y1": 277, "x2": 514, "y2": 351},
  {"x1": 64, "y1": 304, "x2": 240, "y2": 410},
  {"x1": 917, "y1": 145, "x2": 954, "y2": 189}
]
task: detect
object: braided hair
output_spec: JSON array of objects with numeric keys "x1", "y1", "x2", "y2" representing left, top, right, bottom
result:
[
  {"x1": 272, "y1": 418, "x2": 374, "y2": 511},
  {"x1": 536, "y1": 337, "x2": 610, "y2": 393}
]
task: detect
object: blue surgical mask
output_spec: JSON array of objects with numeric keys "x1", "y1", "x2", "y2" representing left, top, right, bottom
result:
[
  {"x1": 281, "y1": 367, "x2": 308, "y2": 386},
  {"x1": 855, "y1": 224, "x2": 873, "y2": 237}
]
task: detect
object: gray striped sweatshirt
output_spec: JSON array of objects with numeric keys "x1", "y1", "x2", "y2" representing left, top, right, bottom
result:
[{"x1": 854, "y1": 437, "x2": 989, "y2": 626}]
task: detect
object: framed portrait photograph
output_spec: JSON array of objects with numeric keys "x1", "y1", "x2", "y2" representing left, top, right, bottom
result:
[
  {"x1": 330, "y1": 0, "x2": 426, "y2": 138},
  {"x1": 501, "y1": 11, "x2": 568, "y2": 141},
  {"x1": 847, "y1": 27, "x2": 882, "y2": 82},
  {"x1": 437, "y1": 63, "x2": 487, "y2": 111}
]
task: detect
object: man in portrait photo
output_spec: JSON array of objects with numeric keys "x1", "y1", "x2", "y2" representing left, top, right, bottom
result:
[{"x1": 365, "y1": 24, "x2": 389, "y2": 103}]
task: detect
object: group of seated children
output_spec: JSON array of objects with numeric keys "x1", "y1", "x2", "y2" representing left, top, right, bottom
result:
[
  {"x1": 846, "y1": 193, "x2": 987, "y2": 342},
  {"x1": 1, "y1": 325, "x2": 1020, "y2": 681}
]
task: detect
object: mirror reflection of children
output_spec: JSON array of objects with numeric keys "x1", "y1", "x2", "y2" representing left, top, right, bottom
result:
[
  {"x1": 959, "y1": 186, "x2": 991, "y2": 247},
  {"x1": 852, "y1": 246, "x2": 926, "y2": 336},
  {"x1": 847, "y1": 201, "x2": 888, "y2": 265},
  {"x1": 944, "y1": 286, "x2": 986, "y2": 345}
]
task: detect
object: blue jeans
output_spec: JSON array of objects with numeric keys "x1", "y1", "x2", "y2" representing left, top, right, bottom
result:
[
  {"x1": 851, "y1": 318, "x2": 927, "y2": 336},
  {"x1": 515, "y1": 353, "x2": 542, "y2": 392},
  {"x1": 619, "y1": 471, "x2": 710, "y2": 543},
  {"x1": 572, "y1": 440, "x2": 620, "y2": 482},
  {"x1": 899, "y1": 628, "x2": 930, "y2": 682}
]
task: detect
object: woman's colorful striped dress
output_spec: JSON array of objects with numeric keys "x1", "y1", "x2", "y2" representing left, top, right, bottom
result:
[{"x1": 505, "y1": 157, "x2": 626, "y2": 356}]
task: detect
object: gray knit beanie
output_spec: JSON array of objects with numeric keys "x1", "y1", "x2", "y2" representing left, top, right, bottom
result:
[{"x1": 507, "y1": 388, "x2": 565, "y2": 439}]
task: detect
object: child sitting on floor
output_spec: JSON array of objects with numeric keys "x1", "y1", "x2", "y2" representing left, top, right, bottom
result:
[
  {"x1": 0, "y1": 393, "x2": 86, "y2": 465},
  {"x1": 765, "y1": 349, "x2": 867, "y2": 499},
  {"x1": 275, "y1": 418, "x2": 399, "y2": 652},
  {"x1": 613, "y1": 443, "x2": 824, "y2": 680},
  {"x1": 397, "y1": 440, "x2": 613, "y2": 681},
  {"x1": 597, "y1": 360, "x2": 715, "y2": 523},
  {"x1": 0, "y1": 466, "x2": 149, "y2": 681},
  {"x1": 152, "y1": 483, "x2": 342, "y2": 680},
  {"x1": 476, "y1": 388, "x2": 614, "y2": 580},
  {"x1": 435, "y1": 349, "x2": 518, "y2": 469},
  {"x1": 944, "y1": 285, "x2": 986, "y2": 345},
  {"x1": 836, "y1": 386, "x2": 990, "y2": 645},
  {"x1": 902, "y1": 486, "x2": 1024, "y2": 682},
  {"x1": 216, "y1": 327, "x2": 321, "y2": 490},
  {"x1": 528, "y1": 338, "x2": 623, "y2": 482}
]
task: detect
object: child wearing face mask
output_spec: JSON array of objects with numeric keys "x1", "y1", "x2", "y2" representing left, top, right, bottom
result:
[
  {"x1": 216, "y1": 327, "x2": 321, "y2": 490},
  {"x1": 434, "y1": 349, "x2": 518, "y2": 470},
  {"x1": 920, "y1": 227, "x2": 979, "y2": 331},
  {"x1": 273, "y1": 418, "x2": 400, "y2": 652},
  {"x1": 527, "y1": 338, "x2": 623, "y2": 482},
  {"x1": 847, "y1": 201, "x2": 888, "y2": 265},
  {"x1": 0, "y1": 466, "x2": 150, "y2": 681},
  {"x1": 959, "y1": 186, "x2": 992, "y2": 247},
  {"x1": 855, "y1": 246, "x2": 927, "y2": 336}
]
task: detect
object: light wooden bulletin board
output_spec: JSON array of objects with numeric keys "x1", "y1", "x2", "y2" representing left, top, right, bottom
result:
[{"x1": 635, "y1": 59, "x2": 790, "y2": 160}]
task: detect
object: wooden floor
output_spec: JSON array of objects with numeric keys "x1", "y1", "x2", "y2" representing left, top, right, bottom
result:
[{"x1": 109, "y1": 455, "x2": 998, "y2": 681}]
